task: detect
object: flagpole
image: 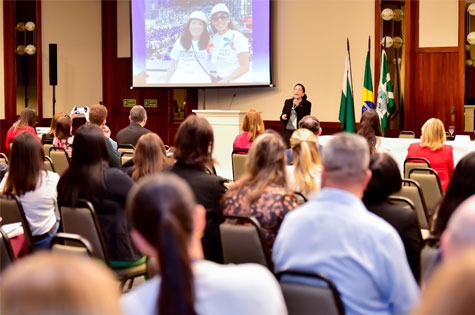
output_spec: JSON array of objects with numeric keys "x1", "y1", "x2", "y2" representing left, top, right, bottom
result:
[
  {"x1": 368, "y1": 36, "x2": 372, "y2": 105},
  {"x1": 347, "y1": 38, "x2": 355, "y2": 111}
]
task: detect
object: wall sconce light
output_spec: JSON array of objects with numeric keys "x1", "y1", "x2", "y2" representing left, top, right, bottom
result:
[{"x1": 16, "y1": 21, "x2": 36, "y2": 55}]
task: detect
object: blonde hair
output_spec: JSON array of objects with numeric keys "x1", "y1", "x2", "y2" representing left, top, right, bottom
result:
[
  {"x1": 241, "y1": 109, "x2": 264, "y2": 142},
  {"x1": 290, "y1": 128, "x2": 322, "y2": 195},
  {"x1": 0, "y1": 252, "x2": 121, "y2": 315},
  {"x1": 420, "y1": 118, "x2": 446, "y2": 151},
  {"x1": 132, "y1": 133, "x2": 172, "y2": 181}
]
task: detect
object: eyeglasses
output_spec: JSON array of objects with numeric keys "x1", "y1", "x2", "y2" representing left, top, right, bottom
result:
[{"x1": 212, "y1": 14, "x2": 229, "y2": 22}]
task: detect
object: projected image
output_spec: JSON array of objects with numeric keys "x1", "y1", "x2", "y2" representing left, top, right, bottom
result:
[{"x1": 131, "y1": 0, "x2": 271, "y2": 87}]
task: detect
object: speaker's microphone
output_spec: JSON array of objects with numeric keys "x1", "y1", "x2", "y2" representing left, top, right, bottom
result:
[{"x1": 228, "y1": 93, "x2": 237, "y2": 110}]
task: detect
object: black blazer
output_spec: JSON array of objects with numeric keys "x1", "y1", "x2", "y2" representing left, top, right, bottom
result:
[
  {"x1": 280, "y1": 98, "x2": 312, "y2": 129},
  {"x1": 365, "y1": 201, "x2": 423, "y2": 282}
]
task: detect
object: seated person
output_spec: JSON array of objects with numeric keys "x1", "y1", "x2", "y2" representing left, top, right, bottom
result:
[
  {"x1": 52, "y1": 115, "x2": 73, "y2": 158},
  {"x1": 41, "y1": 111, "x2": 68, "y2": 145},
  {"x1": 5, "y1": 108, "x2": 41, "y2": 154},
  {"x1": 117, "y1": 105, "x2": 151, "y2": 147},
  {"x1": 233, "y1": 109, "x2": 264, "y2": 152},
  {"x1": 286, "y1": 115, "x2": 322, "y2": 165}
]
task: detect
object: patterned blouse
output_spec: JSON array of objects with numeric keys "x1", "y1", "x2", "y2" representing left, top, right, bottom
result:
[{"x1": 223, "y1": 184, "x2": 298, "y2": 253}]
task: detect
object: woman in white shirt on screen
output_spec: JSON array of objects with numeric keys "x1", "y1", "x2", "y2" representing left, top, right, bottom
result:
[
  {"x1": 209, "y1": 3, "x2": 250, "y2": 84},
  {"x1": 164, "y1": 11, "x2": 211, "y2": 84}
]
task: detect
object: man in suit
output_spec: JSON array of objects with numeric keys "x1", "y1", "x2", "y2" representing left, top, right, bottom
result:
[
  {"x1": 117, "y1": 105, "x2": 151, "y2": 147},
  {"x1": 273, "y1": 133, "x2": 420, "y2": 315}
]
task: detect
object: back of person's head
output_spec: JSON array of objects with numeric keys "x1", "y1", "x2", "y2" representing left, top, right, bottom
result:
[
  {"x1": 357, "y1": 109, "x2": 382, "y2": 154},
  {"x1": 298, "y1": 115, "x2": 321, "y2": 135},
  {"x1": 363, "y1": 152, "x2": 402, "y2": 204},
  {"x1": 420, "y1": 118, "x2": 445, "y2": 151},
  {"x1": 70, "y1": 124, "x2": 108, "y2": 167},
  {"x1": 434, "y1": 152, "x2": 475, "y2": 236},
  {"x1": 49, "y1": 111, "x2": 68, "y2": 134},
  {"x1": 132, "y1": 133, "x2": 168, "y2": 181},
  {"x1": 16, "y1": 108, "x2": 37, "y2": 129},
  {"x1": 88, "y1": 104, "x2": 108, "y2": 126},
  {"x1": 55, "y1": 115, "x2": 72, "y2": 140},
  {"x1": 441, "y1": 195, "x2": 475, "y2": 261},
  {"x1": 322, "y1": 133, "x2": 370, "y2": 186},
  {"x1": 129, "y1": 105, "x2": 147, "y2": 123},
  {"x1": 174, "y1": 115, "x2": 213, "y2": 169},
  {"x1": 127, "y1": 173, "x2": 198, "y2": 315},
  {"x1": 290, "y1": 128, "x2": 321, "y2": 195},
  {"x1": 411, "y1": 249, "x2": 475, "y2": 315},
  {"x1": 241, "y1": 109, "x2": 264, "y2": 142},
  {"x1": 3, "y1": 132, "x2": 45, "y2": 196},
  {"x1": 0, "y1": 252, "x2": 121, "y2": 315}
]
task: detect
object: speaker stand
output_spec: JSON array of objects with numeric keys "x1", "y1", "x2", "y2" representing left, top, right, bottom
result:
[{"x1": 52, "y1": 85, "x2": 56, "y2": 115}]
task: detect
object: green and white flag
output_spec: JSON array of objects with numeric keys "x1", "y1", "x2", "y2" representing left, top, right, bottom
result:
[
  {"x1": 376, "y1": 49, "x2": 395, "y2": 135},
  {"x1": 339, "y1": 53, "x2": 355, "y2": 133}
]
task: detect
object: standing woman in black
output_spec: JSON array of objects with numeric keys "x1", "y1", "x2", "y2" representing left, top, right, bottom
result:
[{"x1": 280, "y1": 83, "x2": 312, "y2": 148}]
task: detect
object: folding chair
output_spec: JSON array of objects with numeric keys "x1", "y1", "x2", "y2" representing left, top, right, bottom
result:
[
  {"x1": 277, "y1": 270, "x2": 345, "y2": 315},
  {"x1": 117, "y1": 144, "x2": 135, "y2": 155},
  {"x1": 403, "y1": 157, "x2": 430, "y2": 178},
  {"x1": 59, "y1": 199, "x2": 147, "y2": 290},
  {"x1": 391, "y1": 179, "x2": 429, "y2": 230},
  {"x1": 50, "y1": 232, "x2": 94, "y2": 257},
  {"x1": 43, "y1": 144, "x2": 53, "y2": 156},
  {"x1": 120, "y1": 151, "x2": 134, "y2": 167},
  {"x1": 49, "y1": 147, "x2": 70, "y2": 176},
  {"x1": 0, "y1": 194, "x2": 36, "y2": 252},
  {"x1": 0, "y1": 152, "x2": 8, "y2": 165},
  {"x1": 220, "y1": 214, "x2": 272, "y2": 270},
  {"x1": 44, "y1": 155, "x2": 56, "y2": 173},
  {"x1": 231, "y1": 150, "x2": 248, "y2": 181},
  {"x1": 409, "y1": 167, "x2": 443, "y2": 214},
  {"x1": 398, "y1": 130, "x2": 416, "y2": 139},
  {"x1": 0, "y1": 227, "x2": 15, "y2": 272},
  {"x1": 293, "y1": 191, "x2": 308, "y2": 205},
  {"x1": 388, "y1": 195, "x2": 416, "y2": 210}
]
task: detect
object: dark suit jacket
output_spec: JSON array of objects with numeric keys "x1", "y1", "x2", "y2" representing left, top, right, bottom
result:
[
  {"x1": 116, "y1": 122, "x2": 151, "y2": 147},
  {"x1": 280, "y1": 98, "x2": 312, "y2": 129},
  {"x1": 365, "y1": 201, "x2": 423, "y2": 282},
  {"x1": 168, "y1": 163, "x2": 227, "y2": 263}
]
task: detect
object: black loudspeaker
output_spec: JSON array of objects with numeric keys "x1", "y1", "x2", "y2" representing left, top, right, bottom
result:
[{"x1": 49, "y1": 44, "x2": 57, "y2": 86}]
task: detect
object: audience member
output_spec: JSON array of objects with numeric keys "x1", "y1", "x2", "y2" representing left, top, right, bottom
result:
[
  {"x1": 280, "y1": 83, "x2": 312, "y2": 148},
  {"x1": 273, "y1": 133, "x2": 420, "y2": 315},
  {"x1": 5, "y1": 108, "x2": 40, "y2": 154},
  {"x1": 357, "y1": 109, "x2": 383, "y2": 155},
  {"x1": 41, "y1": 111, "x2": 67, "y2": 144},
  {"x1": 168, "y1": 115, "x2": 227, "y2": 263},
  {"x1": 0, "y1": 252, "x2": 122, "y2": 315},
  {"x1": 286, "y1": 115, "x2": 322, "y2": 164},
  {"x1": 117, "y1": 105, "x2": 151, "y2": 147},
  {"x1": 233, "y1": 109, "x2": 264, "y2": 152},
  {"x1": 0, "y1": 132, "x2": 59, "y2": 250},
  {"x1": 432, "y1": 151, "x2": 475, "y2": 238},
  {"x1": 57, "y1": 124, "x2": 143, "y2": 264},
  {"x1": 406, "y1": 118, "x2": 454, "y2": 191},
  {"x1": 122, "y1": 173, "x2": 286, "y2": 315},
  {"x1": 130, "y1": 133, "x2": 174, "y2": 181},
  {"x1": 88, "y1": 104, "x2": 121, "y2": 168},
  {"x1": 224, "y1": 131, "x2": 298, "y2": 253},
  {"x1": 363, "y1": 152, "x2": 423, "y2": 282},
  {"x1": 53, "y1": 114, "x2": 73, "y2": 158},
  {"x1": 286, "y1": 128, "x2": 322, "y2": 197}
]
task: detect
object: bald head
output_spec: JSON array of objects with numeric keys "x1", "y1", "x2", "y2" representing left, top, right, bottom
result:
[{"x1": 441, "y1": 195, "x2": 475, "y2": 261}]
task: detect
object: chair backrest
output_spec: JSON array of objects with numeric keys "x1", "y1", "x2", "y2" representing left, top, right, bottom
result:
[
  {"x1": 277, "y1": 270, "x2": 345, "y2": 315},
  {"x1": 0, "y1": 152, "x2": 8, "y2": 165},
  {"x1": 388, "y1": 195, "x2": 416, "y2": 210},
  {"x1": 408, "y1": 167, "x2": 443, "y2": 215},
  {"x1": 220, "y1": 214, "x2": 272, "y2": 269},
  {"x1": 0, "y1": 227, "x2": 15, "y2": 272},
  {"x1": 0, "y1": 194, "x2": 36, "y2": 252},
  {"x1": 293, "y1": 191, "x2": 308, "y2": 205},
  {"x1": 399, "y1": 130, "x2": 416, "y2": 139},
  {"x1": 117, "y1": 144, "x2": 135, "y2": 155},
  {"x1": 231, "y1": 150, "x2": 248, "y2": 181},
  {"x1": 404, "y1": 157, "x2": 431, "y2": 178},
  {"x1": 120, "y1": 151, "x2": 134, "y2": 166},
  {"x1": 392, "y1": 179, "x2": 429, "y2": 229},
  {"x1": 49, "y1": 147, "x2": 70, "y2": 176},
  {"x1": 59, "y1": 199, "x2": 110, "y2": 264},
  {"x1": 43, "y1": 155, "x2": 56, "y2": 173},
  {"x1": 50, "y1": 232, "x2": 94, "y2": 257},
  {"x1": 43, "y1": 143, "x2": 53, "y2": 157}
]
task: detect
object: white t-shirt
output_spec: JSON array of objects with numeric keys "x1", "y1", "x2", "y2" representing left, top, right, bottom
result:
[
  {"x1": 169, "y1": 39, "x2": 211, "y2": 83},
  {"x1": 210, "y1": 29, "x2": 249, "y2": 79},
  {"x1": 121, "y1": 260, "x2": 287, "y2": 315},
  {"x1": 0, "y1": 171, "x2": 59, "y2": 235}
]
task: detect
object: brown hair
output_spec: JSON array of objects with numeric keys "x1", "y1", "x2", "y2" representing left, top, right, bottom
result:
[
  {"x1": 14, "y1": 108, "x2": 37, "y2": 131},
  {"x1": 227, "y1": 131, "x2": 287, "y2": 208},
  {"x1": 55, "y1": 115, "x2": 72, "y2": 141},
  {"x1": 3, "y1": 132, "x2": 45, "y2": 195},
  {"x1": 132, "y1": 133, "x2": 173, "y2": 181},
  {"x1": 357, "y1": 109, "x2": 382, "y2": 155},
  {"x1": 420, "y1": 118, "x2": 446, "y2": 151},
  {"x1": 174, "y1": 115, "x2": 214, "y2": 169},
  {"x1": 127, "y1": 173, "x2": 197, "y2": 315},
  {"x1": 88, "y1": 104, "x2": 108, "y2": 126},
  {"x1": 241, "y1": 109, "x2": 264, "y2": 142},
  {"x1": 48, "y1": 111, "x2": 68, "y2": 135}
]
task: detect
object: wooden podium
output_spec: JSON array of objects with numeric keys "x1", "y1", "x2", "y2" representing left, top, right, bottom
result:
[{"x1": 193, "y1": 110, "x2": 245, "y2": 179}]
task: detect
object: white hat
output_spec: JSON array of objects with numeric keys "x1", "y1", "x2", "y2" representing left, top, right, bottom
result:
[
  {"x1": 211, "y1": 3, "x2": 230, "y2": 16},
  {"x1": 189, "y1": 11, "x2": 207, "y2": 23}
]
